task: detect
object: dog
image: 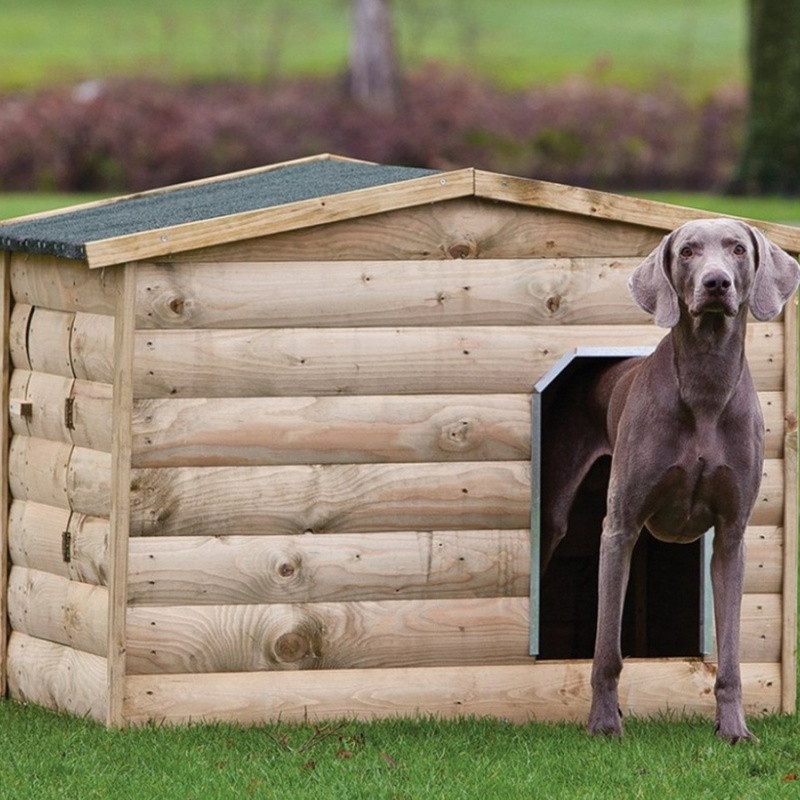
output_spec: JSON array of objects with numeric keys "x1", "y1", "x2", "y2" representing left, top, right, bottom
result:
[{"x1": 539, "y1": 218, "x2": 800, "y2": 742}]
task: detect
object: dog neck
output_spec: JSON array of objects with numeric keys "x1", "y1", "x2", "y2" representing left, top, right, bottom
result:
[{"x1": 668, "y1": 306, "x2": 749, "y2": 415}]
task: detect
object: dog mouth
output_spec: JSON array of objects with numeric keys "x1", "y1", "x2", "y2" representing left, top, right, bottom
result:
[{"x1": 690, "y1": 297, "x2": 738, "y2": 317}]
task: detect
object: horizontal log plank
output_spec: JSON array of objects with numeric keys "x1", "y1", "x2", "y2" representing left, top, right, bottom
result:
[
  {"x1": 9, "y1": 436, "x2": 111, "y2": 517},
  {"x1": 744, "y1": 526, "x2": 783, "y2": 594},
  {"x1": 135, "y1": 257, "x2": 651, "y2": 329},
  {"x1": 127, "y1": 529, "x2": 530, "y2": 605},
  {"x1": 126, "y1": 525, "x2": 780, "y2": 607},
  {"x1": 9, "y1": 304, "x2": 32, "y2": 370},
  {"x1": 10, "y1": 307, "x2": 115, "y2": 383},
  {"x1": 126, "y1": 596, "x2": 532, "y2": 674},
  {"x1": 9, "y1": 370, "x2": 113, "y2": 451},
  {"x1": 131, "y1": 393, "x2": 531, "y2": 467},
  {"x1": 10, "y1": 252, "x2": 117, "y2": 314},
  {"x1": 132, "y1": 323, "x2": 784, "y2": 398},
  {"x1": 171, "y1": 198, "x2": 666, "y2": 263},
  {"x1": 7, "y1": 633, "x2": 108, "y2": 723},
  {"x1": 128, "y1": 457, "x2": 783, "y2": 538},
  {"x1": 7, "y1": 567, "x2": 108, "y2": 656},
  {"x1": 130, "y1": 461, "x2": 531, "y2": 537},
  {"x1": 8, "y1": 500, "x2": 109, "y2": 585},
  {"x1": 131, "y1": 390, "x2": 785, "y2": 467},
  {"x1": 736, "y1": 594, "x2": 782, "y2": 664},
  {"x1": 122, "y1": 661, "x2": 781, "y2": 726}
]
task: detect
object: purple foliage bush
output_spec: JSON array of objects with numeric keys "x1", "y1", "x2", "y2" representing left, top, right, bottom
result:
[{"x1": 0, "y1": 67, "x2": 745, "y2": 193}]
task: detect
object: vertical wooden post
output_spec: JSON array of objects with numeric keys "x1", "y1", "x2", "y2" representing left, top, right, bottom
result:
[
  {"x1": 107, "y1": 263, "x2": 136, "y2": 727},
  {"x1": 781, "y1": 294, "x2": 798, "y2": 714},
  {"x1": 0, "y1": 253, "x2": 10, "y2": 697}
]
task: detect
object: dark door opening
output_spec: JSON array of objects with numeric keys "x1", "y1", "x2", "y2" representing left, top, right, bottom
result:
[{"x1": 532, "y1": 349, "x2": 710, "y2": 661}]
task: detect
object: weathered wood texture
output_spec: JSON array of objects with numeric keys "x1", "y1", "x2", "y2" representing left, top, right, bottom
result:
[
  {"x1": 7, "y1": 632, "x2": 108, "y2": 722},
  {"x1": 122, "y1": 661, "x2": 782, "y2": 727},
  {"x1": 128, "y1": 458, "x2": 781, "y2": 538},
  {"x1": 131, "y1": 394, "x2": 531, "y2": 467},
  {"x1": 10, "y1": 370, "x2": 112, "y2": 451},
  {"x1": 124, "y1": 593, "x2": 779, "y2": 675},
  {"x1": 132, "y1": 323, "x2": 783, "y2": 399},
  {"x1": 128, "y1": 530, "x2": 529, "y2": 605},
  {"x1": 9, "y1": 253, "x2": 117, "y2": 314},
  {"x1": 126, "y1": 596, "x2": 531, "y2": 674},
  {"x1": 136, "y1": 258, "x2": 651, "y2": 329},
  {"x1": 11, "y1": 307, "x2": 115, "y2": 383},
  {"x1": 781, "y1": 296, "x2": 798, "y2": 711},
  {"x1": 7, "y1": 567, "x2": 108, "y2": 656},
  {"x1": 167, "y1": 199, "x2": 667, "y2": 263},
  {"x1": 127, "y1": 526, "x2": 779, "y2": 608},
  {"x1": 130, "y1": 392, "x2": 784, "y2": 468},
  {"x1": 107, "y1": 262, "x2": 137, "y2": 727},
  {"x1": 8, "y1": 436, "x2": 111, "y2": 517},
  {"x1": 8, "y1": 500, "x2": 108, "y2": 584},
  {"x1": 130, "y1": 461, "x2": 528, "y2": 537}
]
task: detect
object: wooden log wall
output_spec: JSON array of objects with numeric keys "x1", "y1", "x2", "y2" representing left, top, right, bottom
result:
[
  {"x1": 4, "y1": 253, "x2": 115, "y2": 721},
  {"x1": 119, "y1": 200, "x2": 793, "y2": 725}
]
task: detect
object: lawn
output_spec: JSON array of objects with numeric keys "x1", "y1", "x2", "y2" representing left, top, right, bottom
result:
[
  {"x1": 5, "y1": 0, "x2": 745, "y2": 94},
  {"x1": 1, "y1": 702, "x2": 799, "y2": 799}
]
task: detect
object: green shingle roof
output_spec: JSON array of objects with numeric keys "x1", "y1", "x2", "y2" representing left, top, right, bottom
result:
[{"x1": 0, "y1": 157, "x2": 439, "y2": 261}]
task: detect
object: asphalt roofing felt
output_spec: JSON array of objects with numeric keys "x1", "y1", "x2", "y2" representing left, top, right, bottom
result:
[{"x1": 0, "y1": 159, "x2": 439, "y2": 261}]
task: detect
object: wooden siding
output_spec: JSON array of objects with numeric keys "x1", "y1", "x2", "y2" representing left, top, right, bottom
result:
[
  {"x1": 122, "y1": 661, "x2": 782, "y2": 727},
  {"x1": 4, "y1": 253, "x2": 115, "y2": 718}
]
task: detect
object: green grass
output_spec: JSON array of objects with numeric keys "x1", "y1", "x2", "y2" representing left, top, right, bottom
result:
[
  {"x1": 4, "y1": 0, "x2": 745, "y2": 94},
  {"x1": 1, "y1": 703, "x2": 799, "y2": 799}
]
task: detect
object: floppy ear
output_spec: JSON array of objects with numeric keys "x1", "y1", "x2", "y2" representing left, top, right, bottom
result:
[
  {"x1": 748, "y1": 226, "x2": 800, "y2": 321},
  {"x1": 628, "y1": 232, "x2": 680, "y2": 328}
]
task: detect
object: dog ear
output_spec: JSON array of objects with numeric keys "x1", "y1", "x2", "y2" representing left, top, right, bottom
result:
[
  {"x1": 748, "y1": 226, "x2": 800, "y2": 321},
  {"x1": 628, "y1": 232, "x2": 680, "y2": 328}
]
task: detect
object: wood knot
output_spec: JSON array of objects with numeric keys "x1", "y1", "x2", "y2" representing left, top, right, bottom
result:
[
  {"x1": 440, "y1": 420, "x2": 476, "y2": 452},
  {"x1": 278, "y1": 562, "x2": 296, "y2": 578},
  {"x1": 447, "y1": 241, "x2": 476, "y2": 259},
  {"x1": 168, "y1": 296, "x2": 186, "y2": 315},
  {"x1": 545, "y1": 295, "x2": 562, "y2": 313},
  {"x1": 274, "y1": 632, "x2": 310, "y2": 663}
]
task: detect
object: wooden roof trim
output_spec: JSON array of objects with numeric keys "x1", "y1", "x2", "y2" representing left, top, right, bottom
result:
[
  {"x1": 475, "y1": 170, "x2": 800, "y2": 253},
  {"x1": 84, "y1": 168, "x2": 475, "y2": 268}
]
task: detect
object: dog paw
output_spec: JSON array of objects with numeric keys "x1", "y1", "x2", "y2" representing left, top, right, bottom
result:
[
  {"x1": 588, "y1": 705, "x2": 623, "y2": 738},
  {"x1": 714, "y1": 718, "x2": 758, "y2": 746}
]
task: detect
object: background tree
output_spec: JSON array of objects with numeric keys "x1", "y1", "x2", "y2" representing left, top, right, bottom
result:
[
  {"x1": 731, "y1": 0, "x2": 800, "y2": 195},
  {"x1": 348, "y1": 0, "x2": 401, "y2": 113}
]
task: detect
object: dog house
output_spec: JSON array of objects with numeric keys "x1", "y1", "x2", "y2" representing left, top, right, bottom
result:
[{"x1": 0, "y1": 154, "x2": 796, "y2": 728}]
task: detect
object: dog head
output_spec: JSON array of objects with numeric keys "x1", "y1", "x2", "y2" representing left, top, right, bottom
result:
[{"x1": 629, "y1": 218, "x2": 800, "y2": 327}]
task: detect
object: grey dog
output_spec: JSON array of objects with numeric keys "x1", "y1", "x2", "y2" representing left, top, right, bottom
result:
[{"x1": 540, "y1": 218, "x2": 800, "y2": 742}]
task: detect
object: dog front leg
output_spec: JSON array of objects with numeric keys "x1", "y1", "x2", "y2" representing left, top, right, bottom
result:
[
  {"x1": 711, "y1": 528, "x2": 754, "y2": 744},
  {"x1": 588, "y1": 518, "x2": 639, "y2": 736}
]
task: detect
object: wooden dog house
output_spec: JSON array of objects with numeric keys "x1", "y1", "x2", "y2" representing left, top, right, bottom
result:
[{"x1": 0, "y1": 154, "x2": 796, "y2": 727}]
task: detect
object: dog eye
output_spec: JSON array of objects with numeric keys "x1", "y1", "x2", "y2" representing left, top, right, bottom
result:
[
  {"x1": 733, "y1": 243, "x2": 746, "y2": 255},
  {"x1": 679, "y1": 246, "x2": 693, "y2": 258}
]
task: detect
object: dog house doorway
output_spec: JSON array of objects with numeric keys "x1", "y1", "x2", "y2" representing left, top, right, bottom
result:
[{"x1": 530, "y1": 348, "x2": 713, "y2": 660}]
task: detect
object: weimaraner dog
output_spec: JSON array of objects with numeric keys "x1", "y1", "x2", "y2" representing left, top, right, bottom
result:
[{"x1": 540, "y1": 218, "x2": 800, "y2": 743}]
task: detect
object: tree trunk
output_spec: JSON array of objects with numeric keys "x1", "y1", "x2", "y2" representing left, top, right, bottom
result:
[
  {"x1": 731, "y1": 0, "x2": 800, "y2": 195},
  {"x1": 349, "y1": 0, "x2": 401, "y2": 113}
]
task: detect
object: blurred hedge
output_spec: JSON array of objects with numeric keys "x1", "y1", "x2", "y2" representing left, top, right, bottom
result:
[{"x1": 0, "y1": 67, "x2": 745, "y2": 193}]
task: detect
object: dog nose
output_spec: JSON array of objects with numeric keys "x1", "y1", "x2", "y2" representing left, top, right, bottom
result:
[{"x1": 702, "y1": 271, "x2": 732, "y2": 294}]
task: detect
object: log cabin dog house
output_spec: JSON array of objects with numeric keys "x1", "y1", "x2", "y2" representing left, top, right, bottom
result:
[{"x1": 0, "y1": 153, "x2": 796, "y2": 728}]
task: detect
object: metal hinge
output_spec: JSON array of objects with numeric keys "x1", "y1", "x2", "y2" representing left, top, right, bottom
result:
[
  {"x1": 62, "y1": 530, "x2": 72, "y2": 563},
  {"x1": 64, "y1": 397, "x2": 75, "y2": 430}
]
